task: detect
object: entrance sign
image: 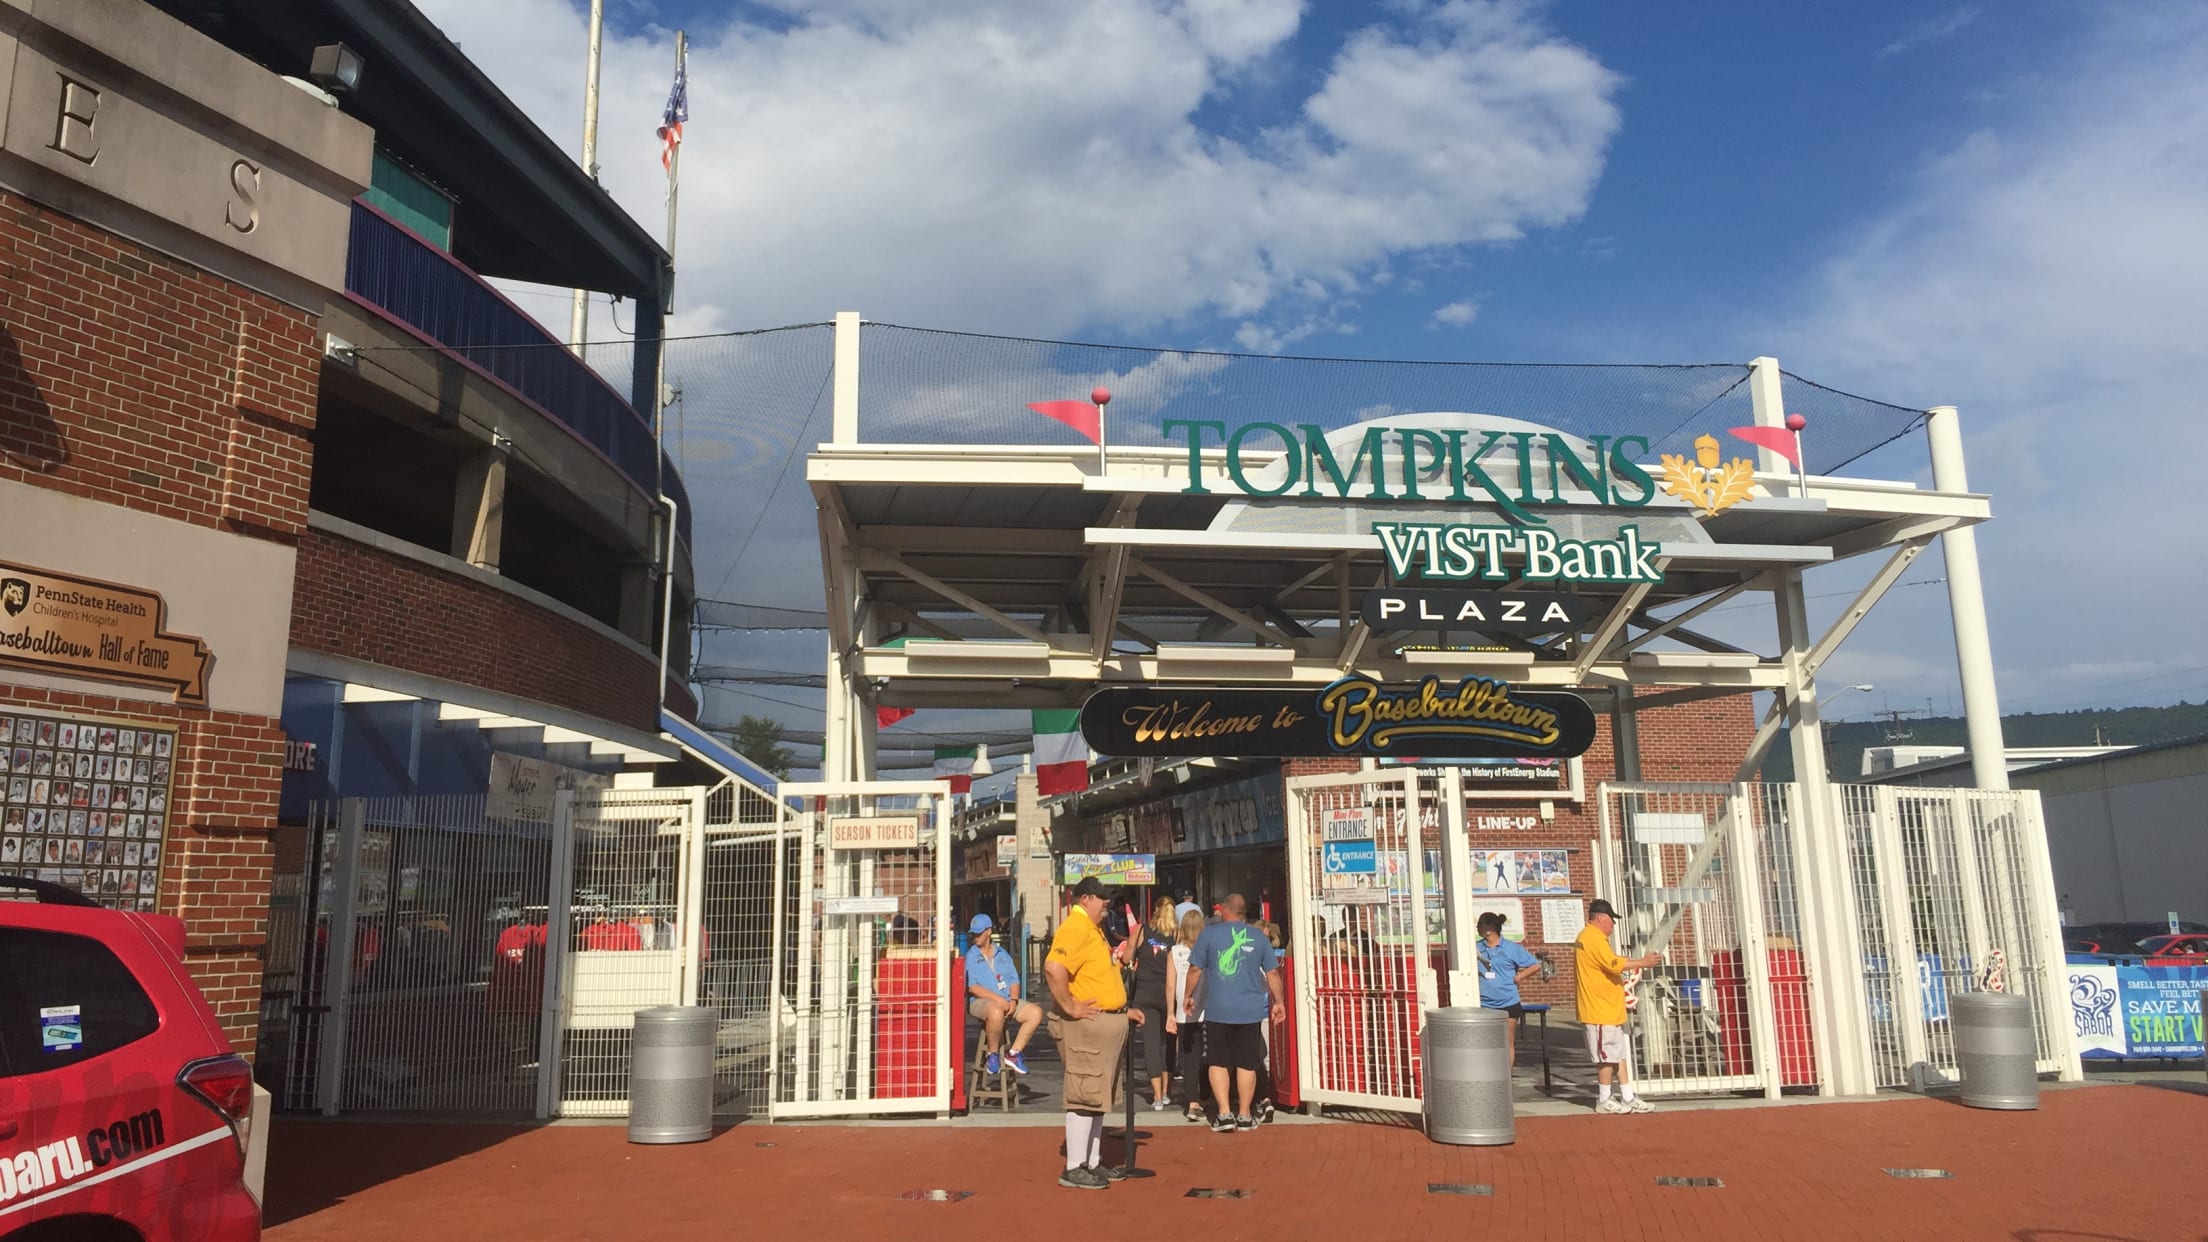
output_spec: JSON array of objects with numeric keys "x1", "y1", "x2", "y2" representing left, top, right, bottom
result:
[
  {"x1": 1361, "y1": 588, "x2": 1588, "y2": 633},
  {"x1": 1372, "y1": 523, "x2": 1663, "y2": 584},
  {"x1": 828, "y1": 816, "x2": 920, "y2": 849},
  {"x1": 1080, "y1": 676, "x2": 1597, "y2": 760},
  {"x1": 1062, "y1": 853, "x2": 1154, "y2": 886},
  {"x1": 1321, "y1": 839, "x2": 1377, "y2": 874},
  {"x1": 0, "y1": 560, "x2": 214, "y2": 704}
]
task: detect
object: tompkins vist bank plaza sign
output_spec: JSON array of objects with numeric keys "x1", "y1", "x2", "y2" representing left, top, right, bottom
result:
[
  {"x1": 1070, "y1": 415, "x2": 1765, "y2": 760},
  {"x1": 1161, "y1": 415, "x2": 1765, "y2": 583}
]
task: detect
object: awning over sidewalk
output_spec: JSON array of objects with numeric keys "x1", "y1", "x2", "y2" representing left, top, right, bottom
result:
[{"x1": 660, "y1": 708, "x2": 781, "y2": 795}]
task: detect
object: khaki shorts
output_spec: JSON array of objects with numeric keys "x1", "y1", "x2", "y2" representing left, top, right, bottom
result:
[
  {"x1": 1048, "y1": 1009, "x2": 1130, "y2": 1113},
  {"x1": 1584, "y1": 1022, "x2": 1633, "y2": 1066},
  {"x1": 969, "y1": 996, "x2": 1038, "y2": 1024}
]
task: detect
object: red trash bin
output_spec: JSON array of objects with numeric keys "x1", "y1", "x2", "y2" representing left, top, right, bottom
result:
[
  {"x1": 1269, "y1": 956, "x2": 1300, "y2": 1109},
  {"x1": 1709, "y1": 948, "x2": 1817, "y2": 1086}
]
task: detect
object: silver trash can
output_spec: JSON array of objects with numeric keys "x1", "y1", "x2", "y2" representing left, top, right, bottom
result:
[
  {"x1": 1423, "y1": 1007, "x2": 1514, "y2": 1146},
  {"x1": 629, "y1": 1005, "x2": 716, "y2": 1143},
  {"x1": 1952, "y1": 991, "x2": 2038, "y2": 1110}
]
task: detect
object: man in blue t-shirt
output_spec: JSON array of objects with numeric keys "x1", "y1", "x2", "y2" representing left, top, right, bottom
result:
[
  {"x1": 1182, "y1": 893, "x2": 1283, "y2": 1132},
  {"x1": 964, "y1": 914, "x2": 1041, "y2": 1074},
  {"x1": 1474, "y1": 910, "x2": 1543, "y2": 1069}
]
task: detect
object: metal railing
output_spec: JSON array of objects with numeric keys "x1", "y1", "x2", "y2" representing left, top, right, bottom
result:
[{"x1": 343, "y1": 201, "x2": 690, "y2": 543}]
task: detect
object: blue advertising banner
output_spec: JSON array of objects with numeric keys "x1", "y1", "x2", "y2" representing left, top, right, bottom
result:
[
  {"x1": 1321, "y1": 839, "x2": 1377, "y2": 875},
  {"x1": 2066, "y1": 963, "x2": 2206, "y2": 1058}
]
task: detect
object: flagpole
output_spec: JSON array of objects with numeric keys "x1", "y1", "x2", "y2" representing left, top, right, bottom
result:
[
  {"x1": 1092, "y1": 386, "x2": 1111, "y2": 475},
  {"x1": 654, "y1": 30, "x2": 685, "y2": 710},
  {"x1": 568, "y1": 0, "x2": 604, "y2": 358}
]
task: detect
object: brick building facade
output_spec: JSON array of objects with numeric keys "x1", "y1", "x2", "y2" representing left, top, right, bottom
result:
[{"x1": 0, "y1": 0, "x2": 370, "y2": 1056}]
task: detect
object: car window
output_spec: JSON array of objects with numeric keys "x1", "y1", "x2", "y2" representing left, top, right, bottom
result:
[{"x1": 0, "y1": 926, "x2": 161, "y2": 1076}]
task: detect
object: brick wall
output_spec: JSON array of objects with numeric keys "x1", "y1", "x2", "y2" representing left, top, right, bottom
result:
[
  {"x1": 0, "y1": 190, "x2": 318, "y2": 535},
  {"x1": 290, "y1": 528, "x2": 666, "y2": 732},
  {"x1": 0, "y1": 190, "x2": 319, "y2": 1058}
]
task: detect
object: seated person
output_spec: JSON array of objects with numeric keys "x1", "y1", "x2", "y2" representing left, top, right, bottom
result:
[{"x1": 964, "y1": 914, "x2": 1040, "y2": 1074}]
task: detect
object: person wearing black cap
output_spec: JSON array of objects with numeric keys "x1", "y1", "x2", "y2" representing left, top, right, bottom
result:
[
  {"x1": 1044, "y1": 875, "x2": 1145, "y2": 1189},
  {"x1": 1575, "y1": 898, "x2": 1664, "y2": 1114}
]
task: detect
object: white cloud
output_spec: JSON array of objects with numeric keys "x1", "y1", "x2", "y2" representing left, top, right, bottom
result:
[
  {"x1": 1781, "y1": 6, "x2": 2208, "y2": 711},
  {"x1": 1877, "y1": 7, "x2": 1981, "y2": 59},
  {"x1": 417, "y1": 0, "x2": 1619, "y2": 343},
  {"x1": 1431, "y1": 299, "x2": 1478, "y2": 326}
]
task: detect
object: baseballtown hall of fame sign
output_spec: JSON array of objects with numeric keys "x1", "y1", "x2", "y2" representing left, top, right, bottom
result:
[{"x1": 0, "y1": 561, "x2": 214, "y2": 706}]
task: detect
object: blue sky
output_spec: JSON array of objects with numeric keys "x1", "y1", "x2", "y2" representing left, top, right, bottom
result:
[{"x1": 420, "y1": 0, "x2": 2208, "y2": 776}]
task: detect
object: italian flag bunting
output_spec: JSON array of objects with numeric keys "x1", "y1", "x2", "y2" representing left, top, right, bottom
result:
[
  {"x1": 931, "y1": 745, "x2": 977, "y2": 795},
  {"x1": 1033, "y1": 708, "x2": 1090, "y2": 796}
]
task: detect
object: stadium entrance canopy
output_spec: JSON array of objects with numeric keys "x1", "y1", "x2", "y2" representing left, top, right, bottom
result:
[{"x1": 800, "y1": 313, "x2": 2008, "y2": 800}]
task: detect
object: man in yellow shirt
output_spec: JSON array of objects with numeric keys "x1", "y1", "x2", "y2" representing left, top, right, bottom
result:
[
  {"x1": 1574, "y1": 898, "x2": 1663, "y2": 1114},
  {"x1": 1045, "y1": 876, "x2": 1144, "y2": 1190}
]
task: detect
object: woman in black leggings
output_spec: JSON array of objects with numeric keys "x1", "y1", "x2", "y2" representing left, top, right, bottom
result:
[{"x1": 1128, "y1": 901, "x2": 1178, "y2": 1109}]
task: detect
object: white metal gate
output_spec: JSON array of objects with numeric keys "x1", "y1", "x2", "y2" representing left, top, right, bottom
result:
[
  {"x1": 1595, "y1": 782, "x2": 1810, "y2": 1097},
  {"x1": 772, "y1": 780, "x2": 954, "y2": 1119},
  {"x1": 1838, "y1": 784, "x2": 2070, "y2": 1089},
  {"x1": 539, "y1": 787, "x2": 705, "y2": 1118},
  {"x1": 1284, "y1": 769, "x2": 1440, "y2": 1112}
]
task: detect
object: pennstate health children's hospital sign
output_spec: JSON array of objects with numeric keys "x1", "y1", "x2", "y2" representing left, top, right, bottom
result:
[{"x1": 1162, "y1": 415, "x2": 1767, "y2": 585}]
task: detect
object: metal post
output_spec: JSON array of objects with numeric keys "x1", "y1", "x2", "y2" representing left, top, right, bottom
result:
[
  {"x1": 567, "y1": 0, "x2": 604, "y2": 357},
  {"x1": 1925, "y1": 406, "x2": 2009, "y2": 791},
  {"x1": 536, "y1": 790, "x2": 579, "y2": 1120},
  {"x1": 831, "y1": 311, "x2": 862, "y2": 445},
  {"x1": 1726, "y1": 788, "x2": 1783, "y2": 1099},
  {"x1": 1437, "y1": 766, "x2": 1481, "y2": 1000},
  {"x1": 2014, "y1": 789, "x2": 2082, "y2": 1080},
  {"x1": 1871, "y1": 786, "x2": 1932, "y2": 1086},
  {"x1": 315, "y1": 799, "x2": 366, "y2": 1117}
]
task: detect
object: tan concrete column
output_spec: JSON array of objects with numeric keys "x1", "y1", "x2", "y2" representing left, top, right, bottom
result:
[{"x1": 450, "y1": 443, "x2": 507, "y2": 570}]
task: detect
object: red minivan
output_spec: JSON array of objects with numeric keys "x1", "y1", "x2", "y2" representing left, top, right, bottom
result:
[{"x1": 0, "y1": 878, "x2": 259, "y2": 1241}]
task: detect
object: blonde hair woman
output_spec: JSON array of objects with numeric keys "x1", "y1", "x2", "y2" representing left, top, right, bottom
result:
[
  {"x1": 1128, "y1": 900, "x2": 1182, "y2": 1110},
  {"x1": 1169, "y1": 907, "x2": 1209, "y2": 1122}
]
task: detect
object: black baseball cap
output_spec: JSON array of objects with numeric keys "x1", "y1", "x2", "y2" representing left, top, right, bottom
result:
[
  {"x1": 1069, "y1": 876, "x2": 1108, "y2": 900},
  {"x1": 1587, "y1": 898, "x2": 1619, "y2": 919}
]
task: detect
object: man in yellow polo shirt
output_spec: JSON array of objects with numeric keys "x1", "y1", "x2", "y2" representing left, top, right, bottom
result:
[
  {"x1": 1045, "y1": 876, "x2": 1144, "y2": 1190},
  {"x1": 1575, "y1": 897, "x2": 1663, "y2": 1115}
]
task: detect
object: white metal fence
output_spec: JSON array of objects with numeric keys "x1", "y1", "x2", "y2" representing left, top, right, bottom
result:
[{"x1": 1283, "y1": 770, "x2": 1439, "y2": 1113}]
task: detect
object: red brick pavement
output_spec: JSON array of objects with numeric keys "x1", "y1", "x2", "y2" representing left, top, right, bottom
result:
[{"x1": 265, "y1": 1086, "x2": 2208, "y2": 1242}]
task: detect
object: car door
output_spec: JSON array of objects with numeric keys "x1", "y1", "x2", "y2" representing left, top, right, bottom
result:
[{"x1": 0, "y1": 915, "x2": 170, "y2": 1229}]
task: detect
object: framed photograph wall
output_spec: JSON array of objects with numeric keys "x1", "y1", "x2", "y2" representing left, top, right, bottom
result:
[{"x1": 0, "y1": 706, "x2": 176, "y2": 911}]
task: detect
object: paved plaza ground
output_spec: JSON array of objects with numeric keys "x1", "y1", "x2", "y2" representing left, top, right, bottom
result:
[{"x1": 265, "y1": 1081, "x2": 2206, "y2": 1241}]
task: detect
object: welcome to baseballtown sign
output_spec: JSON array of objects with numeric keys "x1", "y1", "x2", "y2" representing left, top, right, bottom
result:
[{"x1": 1080, "y1": 675, "x2": 1597, "y2": 761}]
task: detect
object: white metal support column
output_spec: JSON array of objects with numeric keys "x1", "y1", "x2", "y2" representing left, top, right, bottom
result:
[
  {"x1": 1746, "y1": 357, "x2": 1794, "y2": 489},
  {"x1": 1779, "y1": 783, "x2": 1840, "y2": 1096},
  {"x1": 1926, "y1": 406, "x2": 2009, "y2": 791},
  {"x1": 535, "y1": 790, "x2": 578, "y2": 1120},
  {"x1": 1943, "y1": 788, "x2": 1996, "y2": 982},
  {"x1": 1775, "y1": 575, "x2": 1876, "y2": 1096},
  {"x1": 830, "y1": 310, "x2": 860, "y2": 445},
  {"x1": 1437, "y1": 766, "x2": 1481, "y2": 1002},
  {"x1": 315, "y1": 798, "x2": 366, "y2": 1116}
]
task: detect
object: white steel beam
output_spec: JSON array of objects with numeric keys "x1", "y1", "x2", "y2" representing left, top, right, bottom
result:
[
  {"x1": 861, "y1": 549, "x2": 1054, "y2": 645},
  {"x1": 1802, "y1": 538, "x2": 1929, "y2": 677},
  {"x1": 1125, "y1": 555, "x2": 1296, "y2": 646},
  {"x1": 1574, "y1": 579, "x2": 1657, "y2": 682}
]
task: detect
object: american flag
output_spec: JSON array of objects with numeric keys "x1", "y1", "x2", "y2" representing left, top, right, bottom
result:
[{"x1": 657, "y1": 49, "x2": 688, "y2": 172}]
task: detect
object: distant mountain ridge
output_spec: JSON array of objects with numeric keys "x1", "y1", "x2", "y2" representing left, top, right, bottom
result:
[{"x1": 1759, "y1": 701, "x2": 2208, "y2": 782}]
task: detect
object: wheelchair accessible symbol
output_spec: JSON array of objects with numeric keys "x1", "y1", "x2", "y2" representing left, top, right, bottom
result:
[{"x1": 1322, "y1": 840, "x2": 1377, "y2": 875}]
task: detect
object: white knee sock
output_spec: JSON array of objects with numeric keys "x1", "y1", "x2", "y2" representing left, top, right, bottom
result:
[
  {"x1": 1065, "y1": 1115, "x2": 1087, "y2": 1171},
  {"x1": 1086, "y1": 1114, "x2": 1104, "y2": 1167},
  {"x1": 1598, "y1": 1083, "x2": 1613, "y2": 1103},
  {"x1": 1620, "y1": 1084, "x2": 1637, "y2": 1101}
]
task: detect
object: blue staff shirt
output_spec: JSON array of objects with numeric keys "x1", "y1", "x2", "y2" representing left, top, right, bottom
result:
[
  {"x1": 963, "y1": 943, "x2": 1019, "y2": 1000},
  {"x1": 1475, "y1": 937, "x2": 1539, "y2": 1008}
]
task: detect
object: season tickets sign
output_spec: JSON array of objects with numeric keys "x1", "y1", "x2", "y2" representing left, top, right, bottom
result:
[{"x1": 1080, "y1": 675, "x2": 1595, "y2": 760}]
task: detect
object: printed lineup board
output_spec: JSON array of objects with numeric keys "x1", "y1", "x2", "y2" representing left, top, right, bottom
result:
[{"x1": 0, "y1": 706, "x2": 176, "y2": 910}]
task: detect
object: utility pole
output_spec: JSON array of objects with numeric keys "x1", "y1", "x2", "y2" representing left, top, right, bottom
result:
[{"x1": 567, "y1": 0, "x2": 605, "y2": 357}]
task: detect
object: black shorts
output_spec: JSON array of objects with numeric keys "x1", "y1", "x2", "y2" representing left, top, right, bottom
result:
[
  {"x1": 1202, "y1": 1020, "x2": 1267, "y2": 1072},
  {"x1": 1490, "y1": 1003, "x2": 1526, "y2": 1019}
]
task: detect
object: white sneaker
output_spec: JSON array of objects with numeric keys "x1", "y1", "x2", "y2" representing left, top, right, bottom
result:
[
  {"x1": 1596, "y1": 1097, "x2": 1632, "y2": 1115},
  {"x1": 1624, "y1": 1095, "x2": 1655, "y2": 1113}
]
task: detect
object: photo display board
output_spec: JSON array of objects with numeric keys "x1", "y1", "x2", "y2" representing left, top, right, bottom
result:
[{"x1": 0, "y1": 706, "x2": 176, "y2": 911}]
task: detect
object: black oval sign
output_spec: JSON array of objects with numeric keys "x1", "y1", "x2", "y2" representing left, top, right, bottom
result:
[{"x1": 1080, "y1": 675, "x2": 1595, "y2": 760}]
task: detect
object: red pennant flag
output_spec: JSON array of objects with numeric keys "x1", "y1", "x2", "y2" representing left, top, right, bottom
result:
[
  {"x1": 1728, "y1": 424, "x2": 1800, "y2": 466},
  {"x1": 1027, "y1": 400, "x2": 1101, "y2": 445},
  {"x1": 876, "y1": 705, "x2": 916, "y2": 729}
]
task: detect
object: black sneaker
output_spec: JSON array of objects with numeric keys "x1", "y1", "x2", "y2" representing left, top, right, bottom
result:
[
  {"x1": 1088, "y1": 1163, "x2": 1130, "y2": 1182},
  {"x1": 1057, "y1": 1166, "x2": 1109, "y2": 1190},
  {"x1": 1256, "y1": 1100, "x2": 1275, "y2": 1124},
  {"x1": 1184, "y1": 1107, "x2": 1209, "y2": 1124},
  {"x1": 1211, "y1": 1116, "x2": 1237, "y2": 1133},
  {"x1": 1235, "y1": 1115, "x2": 1256, "y2": 1131}
]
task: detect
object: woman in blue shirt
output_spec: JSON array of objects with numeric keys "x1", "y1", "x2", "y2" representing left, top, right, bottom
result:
[{"x1": 1475, "y1": 911, "x2": 1543, "y2": 1069}]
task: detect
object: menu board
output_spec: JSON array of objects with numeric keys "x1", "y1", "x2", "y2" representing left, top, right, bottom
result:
[{"x1": 0, "y1": 707, "x2": 176, "y2": 911}]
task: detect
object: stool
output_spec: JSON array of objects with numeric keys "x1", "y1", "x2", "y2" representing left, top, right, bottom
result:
[
  {"x1": 968, "y1": 1039, "x2": 1016, "y2": 1113},
  {"x1": 1520, "y1": 1004, "x2": 1553, "y2": 1094}
]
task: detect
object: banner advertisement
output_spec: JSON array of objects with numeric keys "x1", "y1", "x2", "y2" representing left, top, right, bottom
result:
[
  {"x1": 2067, "y1": 963, "x2": 2205, "y2": 1058},
  {"x1": 1062, "y1": 853, "x2": 1156, "y2": 886},
  {"x1": 486, "y1": 752, "x2": 611, "y2": 823}
]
